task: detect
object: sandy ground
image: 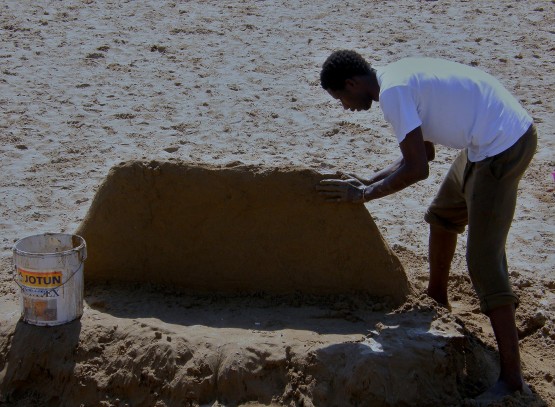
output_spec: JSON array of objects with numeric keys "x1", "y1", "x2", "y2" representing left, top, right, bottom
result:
[{"x1": 1, "y1": 0, "x2": 554, "y2": 406}]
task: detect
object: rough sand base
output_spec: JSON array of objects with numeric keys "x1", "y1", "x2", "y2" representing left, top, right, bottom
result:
[
  {"x1": 1, "y1": 287, "x2": 516, "y2": 407},
  {"x1": 76, "y1": 161, "x2": 409, "y2": 302}
]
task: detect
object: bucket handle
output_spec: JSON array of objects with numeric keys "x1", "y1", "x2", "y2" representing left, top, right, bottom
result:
[{"x1": 12, "y1": 263, "x2": 83, "y2": 293}]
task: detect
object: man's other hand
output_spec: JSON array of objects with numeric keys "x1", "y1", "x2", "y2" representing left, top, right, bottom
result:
[{"x1": 316, "y1": 179, "x2": 365, "y2": 203}]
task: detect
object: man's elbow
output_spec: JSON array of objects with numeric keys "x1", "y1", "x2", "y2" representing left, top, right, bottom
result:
[{"x1": 412, "y1": 164, "x2": 430, "y2": 182}]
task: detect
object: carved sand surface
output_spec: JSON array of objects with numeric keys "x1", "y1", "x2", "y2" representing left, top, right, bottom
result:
[
  {"x1": 0, "y1": 287, "x2": 506, "y2": 407},
  {"x1": 76, "y1": 161, "x2": 410, "y2": 302}
]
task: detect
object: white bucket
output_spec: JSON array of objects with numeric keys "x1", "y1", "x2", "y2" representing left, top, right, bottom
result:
[{"x1": 12, "y1": 233, "x2": 87, "y2": 326}]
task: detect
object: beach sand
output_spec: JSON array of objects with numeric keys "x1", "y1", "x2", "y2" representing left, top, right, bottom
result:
[{"x1": 1, "y1": 1, "x2": 554, "y2": 406}]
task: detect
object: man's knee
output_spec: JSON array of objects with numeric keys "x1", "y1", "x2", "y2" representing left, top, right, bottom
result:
[{"x1": 424, "y1": 210, "x2": 466, "y2": 234}]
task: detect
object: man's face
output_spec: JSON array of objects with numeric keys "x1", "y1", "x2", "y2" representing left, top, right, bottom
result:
[{"x1": 326, "y1": 77, "x2": 373, "y2": 112}]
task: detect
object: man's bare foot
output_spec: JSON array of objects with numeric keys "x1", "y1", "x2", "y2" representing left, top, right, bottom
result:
[
  {"x1": 425, "y1": 289, "x2": 451, "y2": 311},
  {"x1": 475, "y1": 380, "x2": 531, "y2": 404}
]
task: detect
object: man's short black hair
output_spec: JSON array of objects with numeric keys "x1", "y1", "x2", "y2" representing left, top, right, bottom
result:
[{"x1": 320, "y1": 50, "x2": 373, "y2": 91}]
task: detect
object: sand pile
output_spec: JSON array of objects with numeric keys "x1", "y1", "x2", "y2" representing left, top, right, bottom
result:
[
  {"x1": 1, "y1": 288, "x2": 508, "y2": 407},
  {"x1": 1, "y1": 162, "x2": 520, "y2": 406},
  {"x1": 76, "y1": 161, "x2": 410, "y2": 302}
]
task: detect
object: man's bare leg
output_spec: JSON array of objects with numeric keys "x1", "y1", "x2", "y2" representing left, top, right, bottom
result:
[
  {"x1": 427, "y1": 224, "x2": 458, "y2": 307},
  {"x1": 476, "y1": 304, "x2": 529, "y2": 401}
]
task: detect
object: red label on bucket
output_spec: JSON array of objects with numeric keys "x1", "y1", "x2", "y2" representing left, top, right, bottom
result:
[{"x1": 18, "y1": 269, "x2": 63, "y2": 288}]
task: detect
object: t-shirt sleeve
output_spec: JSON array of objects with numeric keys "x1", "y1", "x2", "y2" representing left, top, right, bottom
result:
[{"x1": 379, "y1": 86, "x2": 422, "y2": 143}]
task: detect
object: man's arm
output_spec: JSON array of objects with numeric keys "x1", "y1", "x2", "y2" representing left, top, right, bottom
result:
[
  {"x1": 350, "y1": 138, "x2": 434, "y2": 185},
  {"x1": 362, "y1": 126, "x2": 431, "y2": 200},
  {"x1": 317, "y1": 126, "x2": 433, "y2": 203}
]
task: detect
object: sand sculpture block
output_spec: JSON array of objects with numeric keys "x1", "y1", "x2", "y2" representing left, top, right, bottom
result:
[{"x1": 76, "y1": 161, "x2": 410, "y2": 302}]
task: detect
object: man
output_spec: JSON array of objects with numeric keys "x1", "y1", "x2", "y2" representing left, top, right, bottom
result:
[{"x1": 317, "y1": 50, "x2": 537, "y2": 401}]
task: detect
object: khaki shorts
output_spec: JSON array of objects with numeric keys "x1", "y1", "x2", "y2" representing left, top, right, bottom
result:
[{"x1": 425, "y1": 124, "x2": 537, "y2": 313}]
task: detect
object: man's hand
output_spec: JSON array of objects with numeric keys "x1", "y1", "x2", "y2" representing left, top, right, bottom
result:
[{"x1": 316, "y1": 179, "x2": 366, "y2": 203}]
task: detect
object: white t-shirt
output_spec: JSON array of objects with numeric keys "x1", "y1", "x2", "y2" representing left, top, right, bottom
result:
[{"x1": 376, "y1": 58, "x2": 532, "y2": 162}]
